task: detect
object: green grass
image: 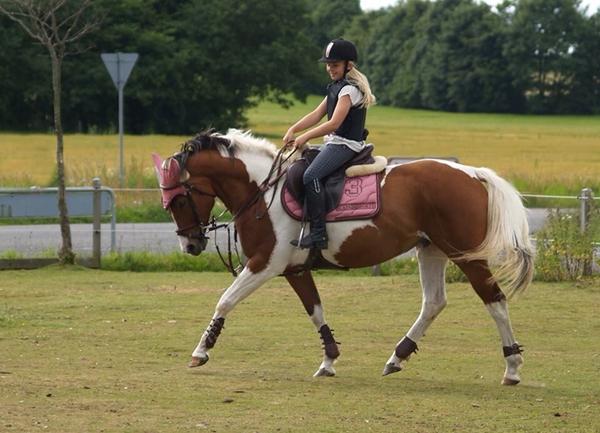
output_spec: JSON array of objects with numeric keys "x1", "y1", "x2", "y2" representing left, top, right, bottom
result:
[
  {"x1": 1, "y1": 97, "x2": 599, "y2": 196},
  {"x1": 1, "y1": 267, "x2": 599, "y2": 432}
]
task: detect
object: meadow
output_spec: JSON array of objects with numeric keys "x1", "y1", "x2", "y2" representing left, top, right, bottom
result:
[
  {"x1": 1, "y1": 267, "x2": 599, "y2": 432},
  {"x1": 1, "y1": 97, "x2": 599, "y2": 198}
]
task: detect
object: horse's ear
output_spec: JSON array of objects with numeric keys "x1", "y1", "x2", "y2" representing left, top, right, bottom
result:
[
  {"x1": 165, "y1": 157, "x2": 182, "y2": 183},
  {"x1": 152, "y1": 153, "x2": 164, "y2": 182}
]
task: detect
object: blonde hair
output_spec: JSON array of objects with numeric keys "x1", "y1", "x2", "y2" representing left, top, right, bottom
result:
[{"x1": 346, "y1": 62, "x2": 376, "y2": 108}]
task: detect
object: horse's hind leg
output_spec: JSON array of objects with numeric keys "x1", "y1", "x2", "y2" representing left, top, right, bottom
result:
[
  {"x1": 383, "y1": 244, "x2": 448, "y2": 376},
  {"x1": 456, "y1": 260, "x2": 524, "y2": 385},
  {"x1": 285, "y1": 271, "x2": 339, "y2": 377}
]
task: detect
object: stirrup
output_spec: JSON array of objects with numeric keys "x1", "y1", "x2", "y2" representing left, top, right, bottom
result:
[{"x1": 291, "y1": 235, "x2": 328, "y2": 250}]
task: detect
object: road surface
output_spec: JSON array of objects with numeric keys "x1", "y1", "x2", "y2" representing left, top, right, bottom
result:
[{"x1": 0, "y1": 209, "x2": 551, "y2": 257}]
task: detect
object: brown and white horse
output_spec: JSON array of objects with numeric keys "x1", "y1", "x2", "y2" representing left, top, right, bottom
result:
[{"x1": 153, "y1": 129, "x2": 534, "y2": 385}]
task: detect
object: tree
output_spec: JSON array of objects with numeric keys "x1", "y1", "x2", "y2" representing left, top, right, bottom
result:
[
  {"x1": 504, "y1": 0, "x2": 586, "y2": 113},
  {"x1": 363, "y1": 0, "x2": 431, "y2": 107},
  {"x1": 437, "y1": 0, "x2": 522, "y2": 112},
  {"x1": 0, "y1": 0, "x2": 99, "y2": 264},
  {"x1": 561, "y1": 10, "x2": 600, "y2": 113},
  {"x1": 62, "y1": 0, "x2": 316, "y2": 134}
]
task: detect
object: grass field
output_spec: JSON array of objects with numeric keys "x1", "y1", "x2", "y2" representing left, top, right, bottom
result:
[
  {"x1": 1, "y1": 97, "x2": 599, "y2": 197},
  {"x1": 1, "y1": 267, "x2": 599, "y2": 432}
]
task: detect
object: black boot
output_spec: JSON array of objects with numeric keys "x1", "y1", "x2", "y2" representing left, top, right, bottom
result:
[{"x1": 291, "y1": 179, "x2": 328, "y2": 250}]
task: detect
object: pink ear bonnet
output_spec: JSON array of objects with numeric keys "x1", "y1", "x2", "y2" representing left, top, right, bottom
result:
[{"x1": 152, "y1": 153, "x2": 187, "y2": 208}]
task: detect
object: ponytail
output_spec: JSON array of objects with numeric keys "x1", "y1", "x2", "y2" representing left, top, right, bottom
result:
[{"x1": 346, "y1": 63, "x2": 376, "y2": 108}]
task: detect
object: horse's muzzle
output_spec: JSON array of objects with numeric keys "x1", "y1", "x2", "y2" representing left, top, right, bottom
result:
[{"x1": 185, "y1": 237, "x2": 208, "y2": 256}]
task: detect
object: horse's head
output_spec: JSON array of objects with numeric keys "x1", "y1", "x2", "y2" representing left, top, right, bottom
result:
[{"x1": 152, "y1": 153, "x2": 216, "y2": 255}]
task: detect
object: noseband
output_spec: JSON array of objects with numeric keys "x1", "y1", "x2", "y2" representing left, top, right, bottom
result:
[{"x1": 170, "y1": 183, "x2": 217, "y2": 241}]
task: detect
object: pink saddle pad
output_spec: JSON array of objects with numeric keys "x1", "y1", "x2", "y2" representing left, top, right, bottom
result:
[{"x1": 282, "y1": 173, "x2": 381, "y2": 222}]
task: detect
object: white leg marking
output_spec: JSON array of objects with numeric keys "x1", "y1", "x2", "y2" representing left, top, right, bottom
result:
[
  {"x1": 310, "y1": 305, "x2": 337, "y2": 377},
  {"x1": 486, "y1": 300, "x2": 523, "y2": 384},
  {"x1": 192, "y1": 266, "x2": 277, "y2": 358},
  {"x1": 387, "y1": 245, "x2": 448, "y2": 369}
]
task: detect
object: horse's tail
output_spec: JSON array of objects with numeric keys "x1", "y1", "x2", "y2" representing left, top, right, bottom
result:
[{"x1": 460, "y1": 167, "x2": 534, "y2": 298}]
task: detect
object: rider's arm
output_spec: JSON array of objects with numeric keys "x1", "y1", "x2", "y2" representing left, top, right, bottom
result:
[
  {"x1": 294, "y1": 95, "x2": 351, "y2": 146},
  {"x1": 283, "y1": 97, "x2": 327, "y2": 144}
]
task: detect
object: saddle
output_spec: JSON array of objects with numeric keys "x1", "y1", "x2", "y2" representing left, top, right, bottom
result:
[{"x1": 282, "y1": 145, "x2": 387, "y2": 222}]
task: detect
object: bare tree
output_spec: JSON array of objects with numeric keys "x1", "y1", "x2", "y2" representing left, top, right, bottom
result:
[{"x1": 0, "y1": 0, "x2": 99, "y2": 264}]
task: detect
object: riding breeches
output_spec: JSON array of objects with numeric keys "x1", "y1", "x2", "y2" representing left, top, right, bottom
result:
[{"x1": 302, "y1": 143, "x2": 357, "y2": 186}]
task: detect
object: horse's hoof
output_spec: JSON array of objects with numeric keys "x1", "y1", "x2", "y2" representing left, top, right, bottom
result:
[
  {"x1": 313, "y1": 367, "x2": 335, "y2": 377},
  {"x1": 501, "y1": 377, "x2": 520, "y2": 386},
  {"x1": 382, "y1": 363, "x2": 402, "y2": 376},
  {"x1": 188, "y1": 355, "x2": 209, "y2": 368}
]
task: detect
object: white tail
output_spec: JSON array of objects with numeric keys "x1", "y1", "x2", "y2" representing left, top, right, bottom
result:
[{"x1": 459, "y1": 167, "x2": 534, "y2": 298}]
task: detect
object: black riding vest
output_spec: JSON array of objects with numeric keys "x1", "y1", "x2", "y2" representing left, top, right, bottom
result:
[{"x1": 326, "y1": 79, "x2": 366, "y2": 142}]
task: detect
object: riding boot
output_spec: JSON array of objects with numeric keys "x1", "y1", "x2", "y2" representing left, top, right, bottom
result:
[{"x1": 291, "y1": 179, "x2": 328, "y2": 250}]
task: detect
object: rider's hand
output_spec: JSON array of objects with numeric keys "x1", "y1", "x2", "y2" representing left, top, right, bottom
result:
[
  {"x1": 294, "y1": 134, "x2": 308, "y2": 149},
  {"x1": 282, "y1": 130, "x2": 295, "y2": 147}
]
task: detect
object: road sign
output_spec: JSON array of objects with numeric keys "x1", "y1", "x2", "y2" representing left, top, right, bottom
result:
[
  {"x1": 101, "y1": 52, "x2": 138, "y2": 90},
  {"x1": 101, "y1": 52, "x2": 139, "y2": 188}
]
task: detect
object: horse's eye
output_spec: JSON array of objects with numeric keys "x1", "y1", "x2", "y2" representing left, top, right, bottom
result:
[{"x1": 173, "y1": 197, "x2": 187, "y2": 209}]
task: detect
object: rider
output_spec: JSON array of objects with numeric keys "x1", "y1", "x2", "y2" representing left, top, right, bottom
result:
[{"x1": 283, "y1": 38, "x2": 376, "y2": 250}]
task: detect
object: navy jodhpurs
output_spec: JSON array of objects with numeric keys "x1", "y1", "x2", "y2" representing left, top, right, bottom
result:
[{"x1": 302, "y1": 143, "x2": 357, "y2": 187}]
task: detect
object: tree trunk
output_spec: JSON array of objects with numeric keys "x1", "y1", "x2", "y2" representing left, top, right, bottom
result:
[{"x1": 51, "y1": 50, "x2": 75, "y2": 265}]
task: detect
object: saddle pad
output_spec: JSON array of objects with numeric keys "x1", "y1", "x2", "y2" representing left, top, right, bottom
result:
[{"x1": 282, "y1": 173, "x2": 381, "y2": 222}]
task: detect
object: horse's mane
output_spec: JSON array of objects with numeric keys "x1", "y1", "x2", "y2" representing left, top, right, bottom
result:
[{"x1": 180, "y1": 128, "x2": 278, "y2": 160}]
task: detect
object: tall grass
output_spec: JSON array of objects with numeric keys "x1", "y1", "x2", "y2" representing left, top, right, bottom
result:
[{"x1": 1, "y1": 98, "x2": 598, "y2": 209}]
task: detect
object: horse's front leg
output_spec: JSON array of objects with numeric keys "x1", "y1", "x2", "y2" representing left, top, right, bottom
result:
[
  {"x1": 285, "y1": 270, "x2": 339, "y2": 377},
  {"x1": 189, "y1": 266, "x2": 276, "y2": 368}
]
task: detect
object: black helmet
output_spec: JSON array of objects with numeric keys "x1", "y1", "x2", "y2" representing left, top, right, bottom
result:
[{"x1": 319, "y1": 38, "x2": 358, "y2": 63}]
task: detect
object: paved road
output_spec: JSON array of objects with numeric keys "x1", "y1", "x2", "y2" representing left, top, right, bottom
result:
[{"x1": 0, "y1": 209, "x2": 550, "y2": 257}]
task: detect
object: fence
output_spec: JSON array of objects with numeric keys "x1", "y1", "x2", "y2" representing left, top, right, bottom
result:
[
  {"x1": 0, "y1": 178, "x2": 114, "y2": 269},
  {"x1": 0, "y1": 179, "x2": 597, "y2": 272}
]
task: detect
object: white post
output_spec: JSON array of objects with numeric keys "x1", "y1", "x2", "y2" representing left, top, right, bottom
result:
[
  {"x1": 579, "y1": 187, "x2": 593, "y2": 234},
  {"x1": 92, "y1": 177, "x2": 102, "y2": 268}
]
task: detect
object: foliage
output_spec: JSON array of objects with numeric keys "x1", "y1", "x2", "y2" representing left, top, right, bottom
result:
[
  {"x1": 1, "y1": 0, "x2": 599, "y2": 132},
  {"x1": 503, "y1": 0, "x2": 592, "y2": 113},
  {"x1": 535, "y1": 205, "x2": 599, "y2": 281},
  {"x1": 0, "y1": 0, "x2": 316, "y2": 133},
  {"x1": 101, "y1": 251, "x2": 228, "y2": 272}
]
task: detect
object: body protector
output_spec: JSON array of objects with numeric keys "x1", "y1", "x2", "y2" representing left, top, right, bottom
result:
[{"x1": 327, "y1": 79, "x2": 366, "y2": 142}]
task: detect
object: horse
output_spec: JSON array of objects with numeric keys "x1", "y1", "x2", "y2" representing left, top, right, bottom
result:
[{"x1": 152, "y1": 129, "x2": 534, "y2": 385}]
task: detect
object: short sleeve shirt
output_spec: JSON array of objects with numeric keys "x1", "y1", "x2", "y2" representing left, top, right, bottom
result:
[{"x1": 338, "y1": 85, "x2": 363, "y2": 107}]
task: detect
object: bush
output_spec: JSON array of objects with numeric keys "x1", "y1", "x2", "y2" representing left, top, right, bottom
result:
[{"x1": 535, "y1": 206, "x2": 599, "y2": 281}]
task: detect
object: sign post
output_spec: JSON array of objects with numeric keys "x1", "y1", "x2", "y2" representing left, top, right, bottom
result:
[{"x1": 101, "y1": 52, "x2": 138, "y2": 188}]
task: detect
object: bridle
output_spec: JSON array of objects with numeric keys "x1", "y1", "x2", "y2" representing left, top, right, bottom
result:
[
  {"x1": 165, "y1": 146, "x2": 298, "y2": 276},
  {"x1": 170, "y1": 183, "x2": 217, "y2": 241}
]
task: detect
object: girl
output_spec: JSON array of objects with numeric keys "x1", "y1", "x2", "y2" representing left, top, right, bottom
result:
[{"x1": 283, "y1": 38, "x2": 376, "y2": 250}]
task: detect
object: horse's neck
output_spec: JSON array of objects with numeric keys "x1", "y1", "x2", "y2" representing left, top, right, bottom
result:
[{"x1": 212, "y1": 150, "x2": 274, "y2": 215}]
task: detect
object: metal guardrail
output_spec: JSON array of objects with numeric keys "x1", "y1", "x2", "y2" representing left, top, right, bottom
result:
[{"x1": 0, "y1": 178, "x2": 115, "y2": 268}]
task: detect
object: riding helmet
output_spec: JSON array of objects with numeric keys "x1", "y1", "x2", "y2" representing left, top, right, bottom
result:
[{"x1": 319, "y1": 38, "x2": 358, "y2": 63}]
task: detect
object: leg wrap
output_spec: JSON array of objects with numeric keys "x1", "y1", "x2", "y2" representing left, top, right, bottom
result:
[
  {"x1": 205, "y1": 318, "x2": 225, "y2": 349},
  {"x1": 503, "y1": 343, "x2": 523, "y2": 357},
  {"x1": 395, "y1": 336, "x2": 418, "y2": 360},
  {"x1": 319, "y1": 324, "x2": 340, "y2": 359}
]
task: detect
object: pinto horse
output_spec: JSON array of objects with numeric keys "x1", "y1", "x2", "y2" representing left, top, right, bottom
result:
[{"x1": 152, "y1": 129, "x2": 534, "y2": 385}]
